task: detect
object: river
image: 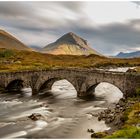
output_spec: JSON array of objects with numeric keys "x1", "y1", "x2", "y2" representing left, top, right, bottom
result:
[{"x1": 0, "y1": 67, "x2": 130, "y2": 138}]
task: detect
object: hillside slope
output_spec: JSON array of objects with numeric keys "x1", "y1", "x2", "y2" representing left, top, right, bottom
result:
[{"x1": 0, "y1": 30, "x2": 31, "y2": 51}]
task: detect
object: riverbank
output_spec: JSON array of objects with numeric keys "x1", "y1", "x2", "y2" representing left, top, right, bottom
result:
[{"x1": 91, "y1": 93, "x2": 140, "y2": 138}]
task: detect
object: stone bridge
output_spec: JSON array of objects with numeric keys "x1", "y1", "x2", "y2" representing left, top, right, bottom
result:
[{"x1": 0, "y1": 68, "x2": 140, "y2": 98}]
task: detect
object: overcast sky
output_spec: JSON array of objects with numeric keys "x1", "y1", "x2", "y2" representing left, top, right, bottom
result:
[{"x1": 0, "y1": 1, "x2": 140, "y2": 55}]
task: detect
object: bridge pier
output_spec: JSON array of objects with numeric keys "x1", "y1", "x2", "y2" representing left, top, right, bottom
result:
[
  {"x1": 77, "y1": 91, "x2": 94, "y2": 100},
  {"x1": 32, "y1": 88, "x2": 38, "y2": 96},
  {"x1": 77, "y1": 91, "x2": 86, "y2": 98}
]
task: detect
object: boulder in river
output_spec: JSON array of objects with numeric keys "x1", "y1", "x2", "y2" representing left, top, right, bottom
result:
[
  {"x1": 126, "y1": 68, "x2": 137, "y2": 73},
  {"x1": 87, "y1": 129, "x2": 94, "y2": 133},
  {"x1": 28, "y1": 113, "x2": 44, "y2": 121}
]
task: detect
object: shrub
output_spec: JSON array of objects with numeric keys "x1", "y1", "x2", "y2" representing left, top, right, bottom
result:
[{"x1": 0, "y1": 49, "x2": 14, "y2": 58}]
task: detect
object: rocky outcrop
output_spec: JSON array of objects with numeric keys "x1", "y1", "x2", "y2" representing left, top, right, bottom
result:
[
  {"x1": 28, "y1": 113, "x2": 44, "y2": 121},
  {"x1": 97, "y1": 98, "x2": 138, "y2": 128},
  {"x1": 126, "y1": 68, "x2": 137, "y2": 73}
]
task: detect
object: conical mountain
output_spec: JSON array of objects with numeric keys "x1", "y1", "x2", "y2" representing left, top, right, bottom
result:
[
  {"x1": 42, "y1": 32, "x2": 101, "y2": 55},
  {"x1": 0, "y1": 29, "x2": 32, "y2": 51}
]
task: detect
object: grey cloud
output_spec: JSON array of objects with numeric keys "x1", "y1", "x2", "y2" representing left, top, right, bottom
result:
[
  {"x1": 132, "y1": 1, "x2": 140, "y2": 7},
  {"x1": 2, "y1": 17, "x2": 140, "y2": 55},
  {"x1": 0, "y1": 1, "x2": 84, "y2": 32},
  {"x1": 0, "y1": 1, "x2": 140, "y2": 55},
  {"x1": 0, "y1": 2, "x2": 35, "y2": 17},
  {"x1": 0, "y1": 1, "x2": 83, "y2": 18},
  {"x1": 56, "y1": 19, "x2": 140, "y2": 55},
  {"x1": 56, "y1": 1, "x2": 84, "y2": 12}
]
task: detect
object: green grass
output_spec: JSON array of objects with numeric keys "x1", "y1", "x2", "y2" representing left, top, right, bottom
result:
[
  {"x1": 91, "y1": 100, "x2": 140, "y2": 139},
  {"x1": 0, "y1": 49, "x2": 14, "y2": 58},
  {"x1": 105, "y1": 102, "x2": 140, "y2": 138},
  {"x1": 106, "y1": 126, "x2": 140, "y2": 138}
]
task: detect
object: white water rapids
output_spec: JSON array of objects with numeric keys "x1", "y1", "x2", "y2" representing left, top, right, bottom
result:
[{"x1": 0, "y1": 67, "x2": 129, "y2": 139}]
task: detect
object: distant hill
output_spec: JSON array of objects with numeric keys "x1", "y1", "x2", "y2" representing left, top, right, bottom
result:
[
  {"x1": 42, "y1": 32, "x2": 102, "y2": 56},
  {"x1": 0, "y1": 30, "x2": 32, "y2": 51},
  {"x1": 116, "y1": 51, "x2": 140, "y2": 58},
  {"x1": 30, "y1": 45, "x2": 42, "y2": 52}
]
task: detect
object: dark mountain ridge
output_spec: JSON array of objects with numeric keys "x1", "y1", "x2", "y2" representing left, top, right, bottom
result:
[{"x1": 116, "y1": 50, "x2": 140, "y2": 58}]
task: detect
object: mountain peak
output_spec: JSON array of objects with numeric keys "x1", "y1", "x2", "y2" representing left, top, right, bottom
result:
[
  {"x1": 65, "y1": 32, "x2": 81, "y2": 39},
  {"x1": 43, "y1": 32, "x2": 102, "y2": 56},
  {"x1": 117, "y1": 52, "x2": 124, "y2": 55},
  {"x1": 67, "y1": 32, "x2": 75, "y2": 36},
  {"x1": 56, "y1": 32, "x2": 88, "y2": 47}
]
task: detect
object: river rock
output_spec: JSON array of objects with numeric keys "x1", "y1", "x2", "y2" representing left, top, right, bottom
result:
[
  {"x1": 28, "y1": 113, "x2": 44, "y2": 121},
  {"x1": 87, "y1": 129, "x2": 94, "y2": 133},
  {"x1": 105, "y1": 118, "x2": 112, "y2": 124},
  {"x1": 91, "y1": 132, "x2": 107, "y2": 138},
  {"x1": 126, "y1": 68, "x2": 137, "y2": 73}
]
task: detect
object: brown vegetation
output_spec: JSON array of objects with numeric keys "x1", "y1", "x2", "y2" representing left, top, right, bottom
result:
[{"x1": 0, "y1": 48, "x2": 140, "y2": 72}]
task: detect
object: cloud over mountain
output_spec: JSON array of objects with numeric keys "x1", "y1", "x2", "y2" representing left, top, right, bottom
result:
[{"x1": 0, "y1": 1, "x2": 140, "y2": 55}]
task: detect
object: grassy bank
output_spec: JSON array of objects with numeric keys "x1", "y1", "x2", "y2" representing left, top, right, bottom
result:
[
  {"x1": 0, "y1": 48, "x2": 140, "y2": 72},
  {"x1": 106, "y1": 101, "x2": 140, "y2": 138},
  {"x1": 91, "y1": 100, "x2": 140, "y2": 138},
  {"x1": 92, "y1": 90, "x2": 140, "y2": 139},
  {"x1": 107, "y1": 89, "x2": 140, "y2": 138}
]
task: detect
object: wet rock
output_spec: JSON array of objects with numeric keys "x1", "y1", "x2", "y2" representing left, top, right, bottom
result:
[
  {"x1": 109, "y1": 113, "x2": 114, "y2": 117},
  {"x1": 92, "y1": 114, "x2": 98, "y2": 117},
  {"x1": 28, "y1": 113, "x2": 43, "y2": 121},
  {"x1": 47, "y1": 108, "x2": 53, "y2": 112},
  {"x1": 126, "y1": 68, "x2": 137, "y2": 73},
  {"x1": 91, "y1": 133, "x2": 97, "y2": 138},
  {"x1": 91, "y1": 132, "x2": 107, "y2": 138},
  {"x1": 97, "y1": 98, "x2": 128, "y2": 126},
  {"x1": 118, "y1": 100, "x2": 126, "y2": 107},
  {"x1": 104, "y1": 109, "x2": 111, "y2": 114},
  {"x1": 115, "y1": 109, "x2": 120, "y2": 113},
  {"x1": 98, "y1": 117, "x2": 102, "y2": 121},
  {"x1": 87, "y1": 129, "x2": 94, "y2": 133},
  {"x1": 105, "y1": 118, "x2": 112, "y2": 124}
]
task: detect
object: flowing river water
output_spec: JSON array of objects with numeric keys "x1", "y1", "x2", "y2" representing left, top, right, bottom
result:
[{"x1": 0, "y1": 67, "x2": 131, "y2": 139}]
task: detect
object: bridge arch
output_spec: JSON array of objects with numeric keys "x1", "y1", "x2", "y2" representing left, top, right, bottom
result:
[
  {"x1": 86, "y1": 81, "x2": 124, "y2": 101},
  {"x1": 86, "y1": 83, "x2": 99, "y2": 95},
  {"x1": 37, "y1": 77, "x2": 77, "y2": 94},
  {"x1": 6, "y1": 79, "x2": 24, "y2": 91},
  {"x1": 39, "y1": 78, "x2": 61, "y2": 92},
  {"x1": 86, "y1": 79, "x2": 125, "y2": 96}
]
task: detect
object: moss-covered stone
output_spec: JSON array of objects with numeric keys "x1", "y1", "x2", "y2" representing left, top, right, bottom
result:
[{"x1": 91, "y1": 132, "x2": 108, "y2": 138}]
